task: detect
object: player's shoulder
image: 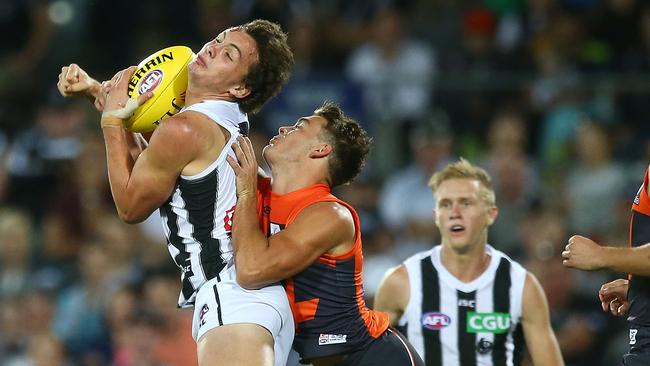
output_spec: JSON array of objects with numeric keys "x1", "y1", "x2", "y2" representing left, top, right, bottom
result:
[
  {"x1": 182, "y1": 99, "x2": 247, "y2": 124},
  {"x1": 155, "y1": 112, "x2": 205, "y2": 141},
  {"x1": 299, "y1": 201, "x2": 354, "y2": 225},
  {"x1": 403, "y1": 247, "x2": 436, "y2": 266},
  {"x1": 489, "y1": 245, "x2": 526, "y2": 272}
]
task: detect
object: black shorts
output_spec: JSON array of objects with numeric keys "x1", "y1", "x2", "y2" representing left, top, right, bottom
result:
[
  {"x1": 623, "y1": 352, "x2": 650, "y2": 366},
  {"x1": 327, "y1": 328, "x2": 424, "y2": 366}
]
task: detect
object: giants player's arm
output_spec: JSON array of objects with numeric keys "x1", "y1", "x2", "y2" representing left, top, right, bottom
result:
[
  {"x1": 374, "y1": 265, "x2": 410, "y2": 326},
  {"x1": 102, "y1": 114, "x2": 202, "y2": 223},
  {"x1": 232, "y1": 194, "x2": 355, "y2": 289},
  {"x1": 563, "y1": 164, "x2": 650, "y2": 275},
  {"x1": 595, "y1": 243, "x2": 650, "y2": 275},
  {"x1": 521, "y1": 272, "x2": 565, "y2": 366},
  {"x1": 601, "y1": 163, "x2": 650, "y2": 275}
]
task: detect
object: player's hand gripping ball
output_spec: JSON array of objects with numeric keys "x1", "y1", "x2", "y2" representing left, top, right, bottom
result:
[{"x1": 124, "y1": 46, "x2": 194, "y2": 132}]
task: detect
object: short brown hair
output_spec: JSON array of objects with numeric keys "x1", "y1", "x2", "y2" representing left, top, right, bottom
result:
[
  {"x1": 235, "y1": 20, "x2": 294, "y2": 114},
  {"x1": 315, "y1": 102, "x2": 371, "y2": 187},
  {"x1": 428, "y1": 158, "x2": 496, "y2": 206}
]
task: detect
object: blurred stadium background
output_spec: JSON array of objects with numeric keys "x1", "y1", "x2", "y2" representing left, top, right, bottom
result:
[{"x1": 1, "y1": 0, "x2": 649, "y2": 365}]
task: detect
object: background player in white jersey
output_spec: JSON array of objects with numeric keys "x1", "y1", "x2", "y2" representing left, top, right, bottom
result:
[
  {"x1": 56, "y1": 20, "x2": 295, "y2": 366},
  {"x1": 374, "y1": 159, "x2": 563, "y2": 366}
]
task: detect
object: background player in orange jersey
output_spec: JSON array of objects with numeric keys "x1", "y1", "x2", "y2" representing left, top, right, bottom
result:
[
  {"x1": 563, "y1": 163, "x2": 650, "y2": 366},
  {"x1": 227, "y1": 101, "x2": 424, "y2": 366}
]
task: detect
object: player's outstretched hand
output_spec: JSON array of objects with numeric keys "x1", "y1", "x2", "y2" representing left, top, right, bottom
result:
[
  {"x1": 227, "y1": 135, "x2": 258, "y2": 199},
  {"x1": 598, "y1": 279, "x2": 629, "y2": 317}
]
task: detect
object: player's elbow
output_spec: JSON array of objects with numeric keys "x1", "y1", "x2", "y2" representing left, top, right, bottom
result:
[
  {"x1": 235, "y1": 267, "x2": 266, "y2": 290},
  {"x1": 235, "y1": 260, "x2": 277, "y2": 289},
  {"x1": 117, "y1": 208, "x2": 147, "y2": 224}
]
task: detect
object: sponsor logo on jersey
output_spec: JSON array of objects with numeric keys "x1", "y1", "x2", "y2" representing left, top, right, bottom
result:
[
  {"x1": 630, "y1": 329, "x2": 638, "y2": 345},
  {"x1": 138, "y1": 69, "x2": 163, "y2": 94},
  {"x1": 467, "y1": 312, "x2": 511, "y2": 334},
  {"x1": 421, "y1": 312, "x2": 451, "y2": 330},
  {"x1": 318, "y1": 334, "x2": 347, "y2": 345},
  {"x1": 458, "y1": 299, "x2": 476, "y2": 308},
  {"x1": 477, "y1": 338, "x2": 494, "y2": 354},
  {"x1": 199, "y1": 304, "x2": 209, "y2": 327}
]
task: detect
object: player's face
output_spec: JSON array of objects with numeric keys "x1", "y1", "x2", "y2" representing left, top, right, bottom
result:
[
  {"x1": 434, "y1": 178, "x2": 497, "y2": 254},
  {"x1": 263, "y1": 115, "x2": 327, "y2": 165},
  {"x1": 188, "y1": 29, "x2": 259, "y2": 96}
]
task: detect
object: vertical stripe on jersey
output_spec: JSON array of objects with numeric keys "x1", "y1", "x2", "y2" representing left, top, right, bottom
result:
[
  {"x1": 160, "y1": 201, "x2": 196, "y2": 301},
  {"x1": 421, "y1": 258, "x2": 442, "y2": 366},
  {"x1": 457, "y1": 290, "x2": 477, "y2": 366},
  {"x1": 512, "y1": 323, "x2": 524, "y2": 365},
  {"x1": 492, "y1": 258, "x2": 511, "y2": 366},
  {"x1": 178, "y1": 170, "x2": 224, "y2": 282}
]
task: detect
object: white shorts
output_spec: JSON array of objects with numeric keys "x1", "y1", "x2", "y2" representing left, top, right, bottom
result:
[{"x1": 191, "y1": 265, "x2": 294, "y2": 366}]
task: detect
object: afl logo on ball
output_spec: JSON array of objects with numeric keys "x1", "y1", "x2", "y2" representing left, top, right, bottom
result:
[{"x1": 139, "y1": 69, "x2": 163, "y2": 94}]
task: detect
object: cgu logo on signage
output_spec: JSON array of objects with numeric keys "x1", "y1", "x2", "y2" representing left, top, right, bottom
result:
[
  {"x1": 421, "y1": 312, "x2": 451, "y2": 331},
  {"x1": 466, "y1": 312, "x2": 511, "y2": 334}
]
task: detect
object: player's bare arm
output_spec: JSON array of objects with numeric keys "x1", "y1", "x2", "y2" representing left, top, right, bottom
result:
[
  {"x1": 374, "y1": 265, "x2": 410, "y2": 325},
  {"x1": 562, "y1": 235, "x2": 650, "y2": 276},
  {"x1": 101, "y1": 67, "x2": 206, "y2": 223},
  {"x1": 227, "y1": 135, "x2": 355, "y2": 289},
  {"x1": 521, "y1": 272, "x2": 564, "y2": 366}
]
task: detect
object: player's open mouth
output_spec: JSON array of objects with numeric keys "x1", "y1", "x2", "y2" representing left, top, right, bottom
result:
[{"x1": 450, "y1": 225, "x2": 465, "y2": 233}]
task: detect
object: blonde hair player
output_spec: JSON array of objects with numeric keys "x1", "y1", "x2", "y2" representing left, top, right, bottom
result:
[
  {"x1": 57, "y1": 20, "x2": 294, "y2": 366},
  {"x1": 374, "y1": 158, "x2": 564, "y2": 366}
]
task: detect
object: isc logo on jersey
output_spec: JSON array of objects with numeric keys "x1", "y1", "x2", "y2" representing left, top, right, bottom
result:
[
  {"x1": 138, "y1": 69, "x2": 163, "y2": 94},
  {"x1": 421, "y1": 312, "x2": 451, "y2": 330},
  {"x1": 467, "y1": 312, "x2": 511, "y2": 334}
]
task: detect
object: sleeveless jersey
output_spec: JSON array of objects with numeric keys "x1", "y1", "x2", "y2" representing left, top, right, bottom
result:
[
  {"x1": 399, "y1": 245, "x2": 527, "y2": 366},
  {"x1": 257, "y1": 179, "x2": 389, "y2": 360},
  {"x1": 159, "y1": 100, "x2": 249, "y2": 308},
  {"x1": 628, "y1": 166, "x2": 650, "y2": 352}
]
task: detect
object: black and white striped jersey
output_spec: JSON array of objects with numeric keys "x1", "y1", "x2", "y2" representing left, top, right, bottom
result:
[
  {"x1": 159, "y1": 100, "x2": 248, "y2": 308},
  {"x1": 399, "y1": 245, "x2": 527, "y2": 366}
]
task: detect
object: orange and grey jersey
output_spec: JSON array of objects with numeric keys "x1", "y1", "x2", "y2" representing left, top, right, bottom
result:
[
  {"x1": 257, "y1": 180, "x2": 390, "y2": 360},
  {"x1": 399, "y1": 245, "x2": 527, "y2": 366},
  {"x1": 628, "y1": 166, "x2": 650, "y2": 352},
  {"x1": 160, "y1": 100, "x2": 249, "y2": 308}
]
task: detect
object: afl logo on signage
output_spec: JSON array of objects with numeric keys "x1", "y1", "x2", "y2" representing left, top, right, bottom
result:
[
  {"x1": 138, "y1": 69, "x2": 164, "y2": 94},
  {"x1": 421, "y1": 312, "x2": 451, "y2": 330}
]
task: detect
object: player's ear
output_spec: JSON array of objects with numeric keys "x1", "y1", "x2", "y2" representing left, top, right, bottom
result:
[
  {"x1": 486, "y1": 206, "x2": 498, "y2": 226},
  {"x1": 229, "y1": 84, "x2": 251, "y2": 99},
  {"x1": 309, "y1": 144, "x2": 332, "y2": 158}
]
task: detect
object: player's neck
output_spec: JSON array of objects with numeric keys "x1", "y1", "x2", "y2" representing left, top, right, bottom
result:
[
  {"x1": 270, "y1": 165, "x2": 328, "y2": 195},
  {"x1": 440, "y1": 243, "x2": 490, "y2": 283},
  {"x1": 185, "y1": 90, "x2": 235, "y2": 106}
]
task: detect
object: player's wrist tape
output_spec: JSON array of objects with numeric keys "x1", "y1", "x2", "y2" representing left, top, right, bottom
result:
[{"x1": 101, "y1": 98, "x2": 139, "y2": 120}]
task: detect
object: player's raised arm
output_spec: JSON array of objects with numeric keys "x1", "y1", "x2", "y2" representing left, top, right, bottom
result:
[{"x1": 100, "y1": 67, "x2": 199, "y2": 223}]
